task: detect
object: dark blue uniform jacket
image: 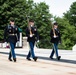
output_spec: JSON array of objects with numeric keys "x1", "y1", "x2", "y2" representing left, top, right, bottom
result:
[
  {"x1": 26, "y1": 26, "x2": 39, "y2": 42},
  {"x1": 4, "y1": 25, "x2": 20, "y2": 43},
  {"x1": 50, "y1": 29, "x2": 61, "y2": 43}
]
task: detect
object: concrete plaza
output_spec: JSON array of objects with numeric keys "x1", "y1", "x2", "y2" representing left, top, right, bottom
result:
[{"x1": 0, "y1": 48, "x2": 76, "y2": 75}]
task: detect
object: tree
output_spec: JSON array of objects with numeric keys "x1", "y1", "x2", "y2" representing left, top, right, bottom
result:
[
  {"x1": 64, "y1": 2, "x2": 76, "y2": 26},
  {"x1": 0, "y1": 0, "x2": 52, "y2": 49},
  {"x1": 0, "y1": 0, "x2": 27, "y2": 40},
  {"x1": 33, "y1": 2, "x2": 52, "y2": 48},
  {"x1": 63, "y1": 1, "x2": 76, "y2": 49}
]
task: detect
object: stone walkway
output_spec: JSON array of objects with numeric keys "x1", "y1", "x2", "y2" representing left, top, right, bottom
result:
[{"x1": 0, "y1": 48, "x2": 76, "y2": 75}]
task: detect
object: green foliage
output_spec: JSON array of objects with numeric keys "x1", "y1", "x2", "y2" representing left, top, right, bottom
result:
[
  {"x1": 0, "y1": 0, "x2": 76, "y2": 50},
  {"x1": 0, "y1": 0, "x2": 52, "y2": 49},
  {"x1": 0, "y1": 0, "x2": 27, "y2": 37},
  {"x1": 33, "y1": 2, "x2": 52, "y2": 48},
  {"x1": 62, "y1": 1, "x2": 76, "y2": 49},
  {"x1": 64, "y1": 1, "x2": 76, "y2": 26}
]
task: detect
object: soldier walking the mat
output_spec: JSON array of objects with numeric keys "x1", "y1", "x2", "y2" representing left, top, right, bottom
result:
[
  {"x1": 4, "y1": 18, "x2": 20, "y2": 62},
  {"x1": 26, "y1": 19, "x2": 39, "y2": 61},
  {"x1": 50, "y1": 22, "x2": 61, "y2": 60}
]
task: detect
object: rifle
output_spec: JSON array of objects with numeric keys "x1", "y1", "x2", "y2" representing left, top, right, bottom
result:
[
  {"x1": 28, "y1": 20, "x2": 34, "y2": 37},
  {"x1": 52, "y1": 24, "x2": 57, "y2": 38}
]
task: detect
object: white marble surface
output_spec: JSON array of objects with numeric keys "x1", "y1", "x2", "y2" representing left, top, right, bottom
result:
[
  {"x1": 0, "y1": 48, "x2": 76, "y2": 75},
  {"x1": 72, "y1": 44, "x2": 76, "y2": 51}
]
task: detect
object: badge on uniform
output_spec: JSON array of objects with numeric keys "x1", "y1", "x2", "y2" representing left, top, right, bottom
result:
[
  {"x1": 9, "y1": 30, "x2": 11, "y2": 32},
  {"x1": 34, "y1": 28, "x2": 36, "y2": 31},
  {"x1": 16, "y1": 28, "x2": 17, "y2": 30}
]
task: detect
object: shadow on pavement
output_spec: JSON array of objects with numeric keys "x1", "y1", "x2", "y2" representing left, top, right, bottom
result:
[
  {"x1": 38, "y1": 56, "x2": 76, "y2": 64},
  {"x1": 0, "y1": 52, "x2": 76, "y2": 64}
]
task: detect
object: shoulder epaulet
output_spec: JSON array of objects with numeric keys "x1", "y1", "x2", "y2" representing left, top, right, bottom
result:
[{"x1": 7, "y1": 25, "x2": 10, "y2": 29}]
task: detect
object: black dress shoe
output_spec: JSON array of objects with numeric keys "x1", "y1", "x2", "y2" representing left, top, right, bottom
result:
[
  {"x1": 33, "y1": 57, "x2": 38, "y2": 61},
  {"x1": 50, "y1": 57, "x2": 53, "y2": 59},
  {"x1": 8, "y1": 58, "x2": 12, "y2": 61},
  {"x1": 13, "y1": 58, "x2": 16, "y2": 62},
  {"x1": 57, "y1": 56, "x2": 61, "y2": 60},
  {"x1": 26, "y1": 58, "x2": 31, "y2": 61}
]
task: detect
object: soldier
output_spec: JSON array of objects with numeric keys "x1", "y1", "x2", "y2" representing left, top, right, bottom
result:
[
  {"x1": 26, "y1": 19, "x2": 39, "y2": 61},
  {"x1": 4, "y1": 18, "x2": 20, "y2": 62},
  {"x1": 50, "y1": 22, "x2": 61, "y2": 60}
]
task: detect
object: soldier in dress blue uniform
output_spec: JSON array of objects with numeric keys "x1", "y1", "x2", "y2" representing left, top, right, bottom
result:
[
  {"x1": 4, "y1": 19, "x2": 20, "y2": 62},
  {"x1": 50, "y1": 22, "x2": 61, "y2": 60},
  {"x1": 26, "y1": 19, "x2": 39, "y2": 61}
]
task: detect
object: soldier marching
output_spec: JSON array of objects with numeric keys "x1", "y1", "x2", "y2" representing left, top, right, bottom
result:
[
  {"x1": 25, "y1": 19, "x2": 39, "y2": 61},
  {"x1": 50, "y1": 22, "x2": 61, "y2": 60},
  {"x1": 4, "y1": 18, "x2": 20, "y2": 62},
  {"x1": 3, "y1": 18, "x2": 62, "y2": 62}
]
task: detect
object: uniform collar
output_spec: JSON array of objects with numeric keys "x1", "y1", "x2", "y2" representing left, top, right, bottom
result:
[{"x1": 11, "y1": 24, "x2": 15, "y2": 28}]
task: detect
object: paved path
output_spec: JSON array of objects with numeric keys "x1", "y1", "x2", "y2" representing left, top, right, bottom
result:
[{"x1": 0, "y1": 48, "x2": 76, "y2": 75}]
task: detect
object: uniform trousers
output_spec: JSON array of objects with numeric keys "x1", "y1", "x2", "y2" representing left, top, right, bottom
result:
[
  {"x1": 27, "y1": 42, "x2": 35, "y2": 59},
  {"x1": 50, "y1": 43, "x2": 59, "y2": 58},
  {"x1": 9, "y1": 42, "x2": 16, "y2": 59}
]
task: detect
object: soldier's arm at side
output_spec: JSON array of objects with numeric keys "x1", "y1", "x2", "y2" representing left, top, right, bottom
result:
[
  {"x1": 58, "y1": 30, "x2": 61, "y2": 43},
  {"x1": 4, "y1": 26, "x2": 8, "y2": 42},
  {"x1": 50, "y1": 30, "x2": 53, "y2": 38},
  {"x1": 17, "y1": 27, "x2": 20, "y2": 41},
  {"x1": 25, "y1": 28, "x2": 30, "y2": 37},
  {"x1": 35, "y1": 30, "x2": 39, "y2": 41},
  {"x1": 34, "y1": 26, "x2": 39, "y2": 41}
]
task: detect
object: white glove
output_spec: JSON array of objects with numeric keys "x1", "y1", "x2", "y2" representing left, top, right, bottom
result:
[
  {"x1": 37, "y1": 40, "x2": 39, "y2": 43},
  {"x1": 30, "y1": 34, "x2": 33, "y2": 37},
  {"x1": 34, "y1": 28, "x2": 37, "y2": 31},
  {"x1": 53, "y1": 35, "x2": 57, "y2": 38}
]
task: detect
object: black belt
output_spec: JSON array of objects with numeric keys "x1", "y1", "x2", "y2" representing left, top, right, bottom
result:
[{"x1": 9, "y1": 34, "x2": 16, "y2": 36}]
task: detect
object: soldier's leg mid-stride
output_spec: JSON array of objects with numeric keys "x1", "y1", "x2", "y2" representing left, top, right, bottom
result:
[
  {"x1": 49, "y1": 22, "x2": 61, "y2": 60},
  {"x1": 25, "y1": 19, "x2": 39, "y2": 61},
  {"x1": 4, "y1": 18, "x2": 20, "y2": 62}
]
